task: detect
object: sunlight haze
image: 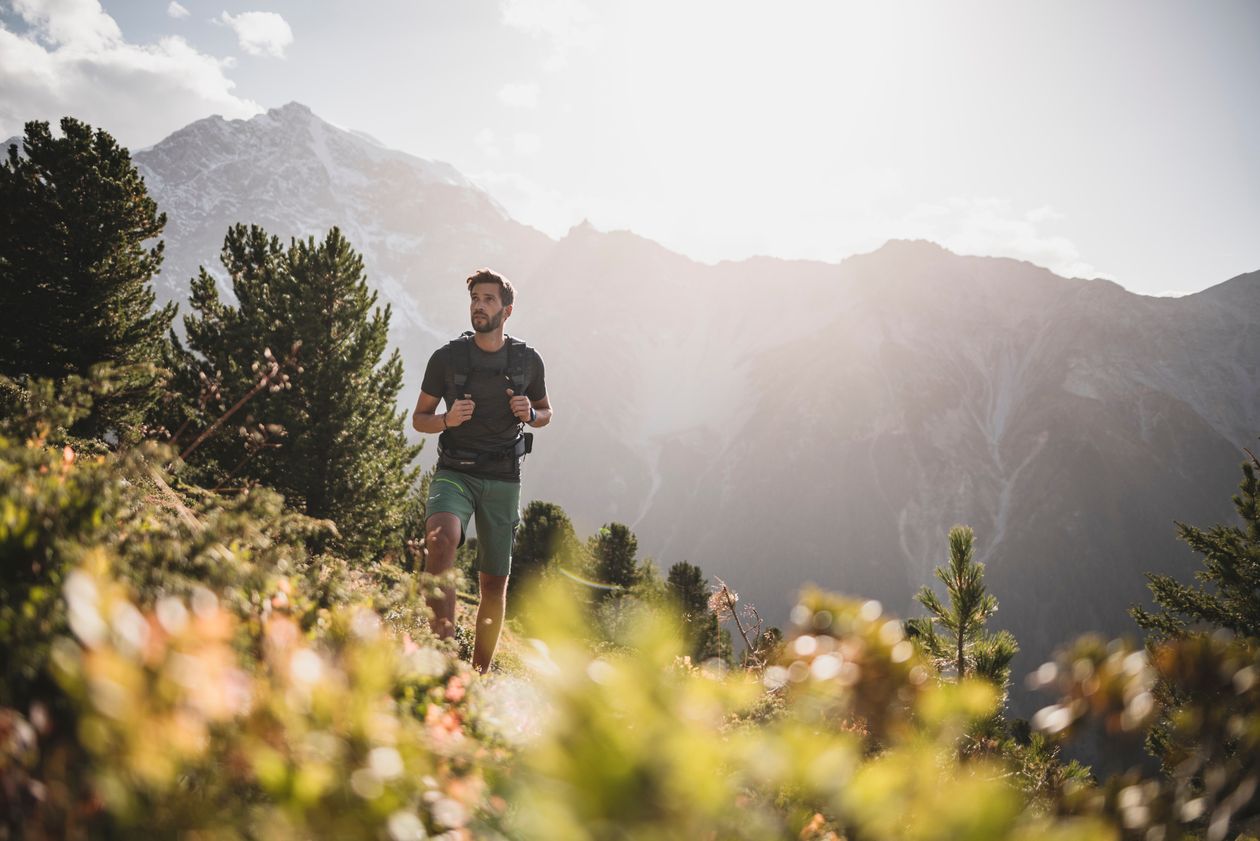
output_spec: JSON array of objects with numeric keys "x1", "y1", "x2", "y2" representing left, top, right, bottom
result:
[{"x1": 1, "y1": 0, "x2": 1256, "y2": 295}]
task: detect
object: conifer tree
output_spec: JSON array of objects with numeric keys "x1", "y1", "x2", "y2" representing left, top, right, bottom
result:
[
  {"x1": 590, "y1": 522, "x2": 639, "y2": 601},
  {"x1": 1131, "y1": 449, "x2": 1260, "y2": 771},
  {"x1": 667, "y1": 561, "x2": 708, "y2": 619},
  {"x1": 169, "y1": 224, "x2": 419, "y2": 561},
  {"x1": 0, "y1": 117, "x2": 174, "y2": 437},
  {"x1": 509, "y1": 500, "x2": 582, "y2": 614},
  {"x1": 907, "y1": 525, "x2": 1018, "y2": 689},
  {"x1": 666, "y1": 561, "x2": 724, "y2": 662},
  {"x1": 1131, "y1": 449, "x2": 1260, "y2": 641}
]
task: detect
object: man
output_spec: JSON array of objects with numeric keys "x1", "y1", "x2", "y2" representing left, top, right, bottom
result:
[{"x1": 412, "y1": 269, "x2": 551, "y2": 673}]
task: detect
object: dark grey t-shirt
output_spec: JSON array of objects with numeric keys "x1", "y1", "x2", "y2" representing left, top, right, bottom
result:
[{"x1": 421, "y1": 337, "x2": 546, "y2": 481}]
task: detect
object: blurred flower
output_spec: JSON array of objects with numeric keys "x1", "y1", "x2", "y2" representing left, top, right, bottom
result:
[
  {"x1": 444, "y1": 675, "x2": 467, "y2": 703},
  {"x1": 709, "y1": 584, "x2": 737, "y2": 621}
]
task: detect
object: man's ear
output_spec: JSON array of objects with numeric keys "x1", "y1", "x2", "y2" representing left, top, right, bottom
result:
[{"x1": 503, "y1": 303, "x2": 514, "y2": 320}]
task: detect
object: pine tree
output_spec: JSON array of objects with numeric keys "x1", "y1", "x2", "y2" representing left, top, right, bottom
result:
[
  {"x1": 666, "y1": 561, "x2": 724, "y2": 662},
  {"x1": 1131, "y1": 449, "x2": 1260, "y2": 641},
  {"x1": 509, "y1": 500, "x2": 582, "y2": 614},
  {"x1": 1131, "y1": 449, "x2": 1260, "y2": 771},
  {"x1": 0, "y1": 117, "x2": 174, "y2": 438},
  {"x1": 590, "y1": 522, "x2": 639, "y2": 601},
  {"x1": 169, "y1": 224, "x2": 419, "y2": 561},
  {"x1": 667, "y1": 561, "x2": 708, "y2": 619},
  {"x1": 907, "y1": 525, "x2": 1019, "y2": 689}
]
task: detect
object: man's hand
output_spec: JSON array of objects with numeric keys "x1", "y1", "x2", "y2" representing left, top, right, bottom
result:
[
  {"x1": 506, "y1": 388, "x2": 533, "y2": 423},
  {"x1": 446, "y1": 395, "x2": 475, "y2": 428}
]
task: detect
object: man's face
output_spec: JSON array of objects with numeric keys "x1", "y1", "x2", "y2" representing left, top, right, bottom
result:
[{"x1": 470, "y1": 283, "x2": 509, "y2": 333}]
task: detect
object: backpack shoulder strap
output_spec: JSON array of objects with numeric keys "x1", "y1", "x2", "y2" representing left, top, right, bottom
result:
[
  {"x1": 504, "y1": 335, "x2": 531, "y2": 395},
  {"x1": 444, "y1": 331, "x2": 475, "y2": 402}
]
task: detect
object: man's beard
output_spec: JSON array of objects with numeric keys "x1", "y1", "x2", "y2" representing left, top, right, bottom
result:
[{"x1": 472, "y1": 310, "x2": 504, "y2": 333}]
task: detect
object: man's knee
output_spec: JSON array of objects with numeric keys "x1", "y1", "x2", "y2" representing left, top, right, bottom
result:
[
  {"x1": 424, "y1": 514, "x2": 462, "y2": 569},
  {"x1": 479, "y1": 573, "x2": 509, "y2": 601}
]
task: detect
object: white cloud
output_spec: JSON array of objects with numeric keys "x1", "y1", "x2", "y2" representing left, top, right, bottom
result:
[
  {"x1": 901, "y1": 197, "x2": 1112, "y2": 280},
  {"x1": 497, "y1": 81, "x2": 539, "y2": 108},
  {"x1": 167, "y1": 1, "x2": 189, "y2": 19},
  {"x1": 1025, "y1": 205, "x2": 1064, "y2": 224},
  {"x1": 513, "y1": 132, "x2": 541, "y2": 156},
  {"x1": 500, "y1": 0, "x2": 601, "y2": 70},
  {"x1": 11, "y1": 0, "x2": 120, "y2": 49},
  {"x1": 219, "y1": 10, "x2": 292, "y2": 58},
  {"x1": 473, "y1": 128, "x2": 539, "y2": 160},
  {"x1": 474, "y1": 128, "x2": 502, "y2": 159},
  {"x1": 0, "y1": 0, "x2": 260, "y2": 148}
]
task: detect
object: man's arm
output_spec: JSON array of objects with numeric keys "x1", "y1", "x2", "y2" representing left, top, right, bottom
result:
[
  {"x1": 412, "y1": 390, "x2": 476, "y2": 433},
  {"x1": 509, "y1": 349, "x2": 551, "y2": 428},
  {"x1": 527, "y1": 395, "x2": 552, "y2": 428},
  {"x1": 508, "y1": 390, "x2": 552, "y2": 428},
  {"x1": 412, "y1": 390, "x2": 445, "y2": 433}
]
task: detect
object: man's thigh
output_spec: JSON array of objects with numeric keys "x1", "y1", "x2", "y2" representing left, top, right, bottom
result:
[
  {"x1": 472, "y1": 479, "x2": 521, "y2": 577},
  {"x1": 425, "y1": 469, "x2": 476, "y2": 547}
]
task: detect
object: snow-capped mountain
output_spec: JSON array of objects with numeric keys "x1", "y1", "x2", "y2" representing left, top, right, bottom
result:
[
  {"x1": 135, "y1": 102, "x2": 553, "y2": 381},
  {"x1": 133, "y1": 103, "x2": 1260, "y2": 714}
]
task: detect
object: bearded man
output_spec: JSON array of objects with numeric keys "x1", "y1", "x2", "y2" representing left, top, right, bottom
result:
[{"x1": 412, "y1": 269, "x2": 551, "y2": 672}]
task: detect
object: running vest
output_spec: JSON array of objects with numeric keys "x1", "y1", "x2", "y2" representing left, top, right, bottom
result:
[
  {"x1": 442, "y1": 331, "x2": 531, "y2": 406},
  {"x1": 436, "y1": 332, "x2": 535, "y2": 470}
]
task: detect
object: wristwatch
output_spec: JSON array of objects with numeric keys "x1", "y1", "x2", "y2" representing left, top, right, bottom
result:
[{"x1": 528, "y1": 406, "x2": 537, "y2": 424}]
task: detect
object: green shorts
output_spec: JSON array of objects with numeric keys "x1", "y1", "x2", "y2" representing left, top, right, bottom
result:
[{"x1": 425, "y1": 468, "x2": 522, "y2": 577}]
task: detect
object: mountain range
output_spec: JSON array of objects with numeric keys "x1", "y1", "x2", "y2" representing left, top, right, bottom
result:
[{"x1": 127, "y1": 102, "x2": 1259, "y2": 715}]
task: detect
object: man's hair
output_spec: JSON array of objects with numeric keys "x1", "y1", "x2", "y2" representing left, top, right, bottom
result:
[{"x1": 466, "y1": 268, "x2": 515, "y2": 306}]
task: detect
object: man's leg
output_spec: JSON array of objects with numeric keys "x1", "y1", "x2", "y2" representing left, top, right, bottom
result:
[
  {"x1": 423, "y1": 512, "x2": 462, "y2": 638},
  {"x1": 472, "y1": 572, "x2": 509, "y2": 673},
  {"x1": 470, "y1": 476, "x2": 520, "y2": 673}
]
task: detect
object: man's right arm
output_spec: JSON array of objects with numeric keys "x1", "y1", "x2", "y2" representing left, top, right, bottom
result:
[
  {"x1": 413, "y1": 390, "x2": 476, "y2": 433},
  {"x1": 415, "y1": 349, "x2": 451, "y2": 434},
  {"x1": 412, "y1": 390, "x2": 445, "y2": 433}
]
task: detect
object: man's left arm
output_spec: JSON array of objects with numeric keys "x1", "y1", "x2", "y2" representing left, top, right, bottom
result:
[
  {"x1": 508, "y1": 348, "x2": 551, "y2": 428},
  {"x1": 527, "y1": 395, "x2": 552, "y2": 428},
  {"x1": 507, "y1": 392, "x2": 552, "y2": 428}
]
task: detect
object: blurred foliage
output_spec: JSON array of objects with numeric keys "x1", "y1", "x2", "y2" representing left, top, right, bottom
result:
[
  {"x1": 1029, "y1": 633, "x2": 1260, "y2": 840},
  {"x1": 4, "y1": 415, "x2": 1259, "y2": 839},
  {"x1": 0, "y1": 401, "x2": 467, "y2": 838},
  {"x1": 46, "y1": 559, "x2": 491, "y2": 839},
  {"x1": 4, "y1": 336, "x2": 1260, "y2": 840}
]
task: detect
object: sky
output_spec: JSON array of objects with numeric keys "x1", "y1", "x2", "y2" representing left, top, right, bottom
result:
[{"x1": 1, "y1": 0, "x2": 1257, "y2": 296}]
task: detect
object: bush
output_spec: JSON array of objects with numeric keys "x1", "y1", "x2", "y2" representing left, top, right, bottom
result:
[{"x1": 4, "y1": 398, "x2": 1259, "y2": 837}]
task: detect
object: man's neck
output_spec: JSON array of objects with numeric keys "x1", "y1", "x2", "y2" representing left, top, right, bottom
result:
[{"x1": 472, "y1": 330, "x2": 506, "y2": 353}]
